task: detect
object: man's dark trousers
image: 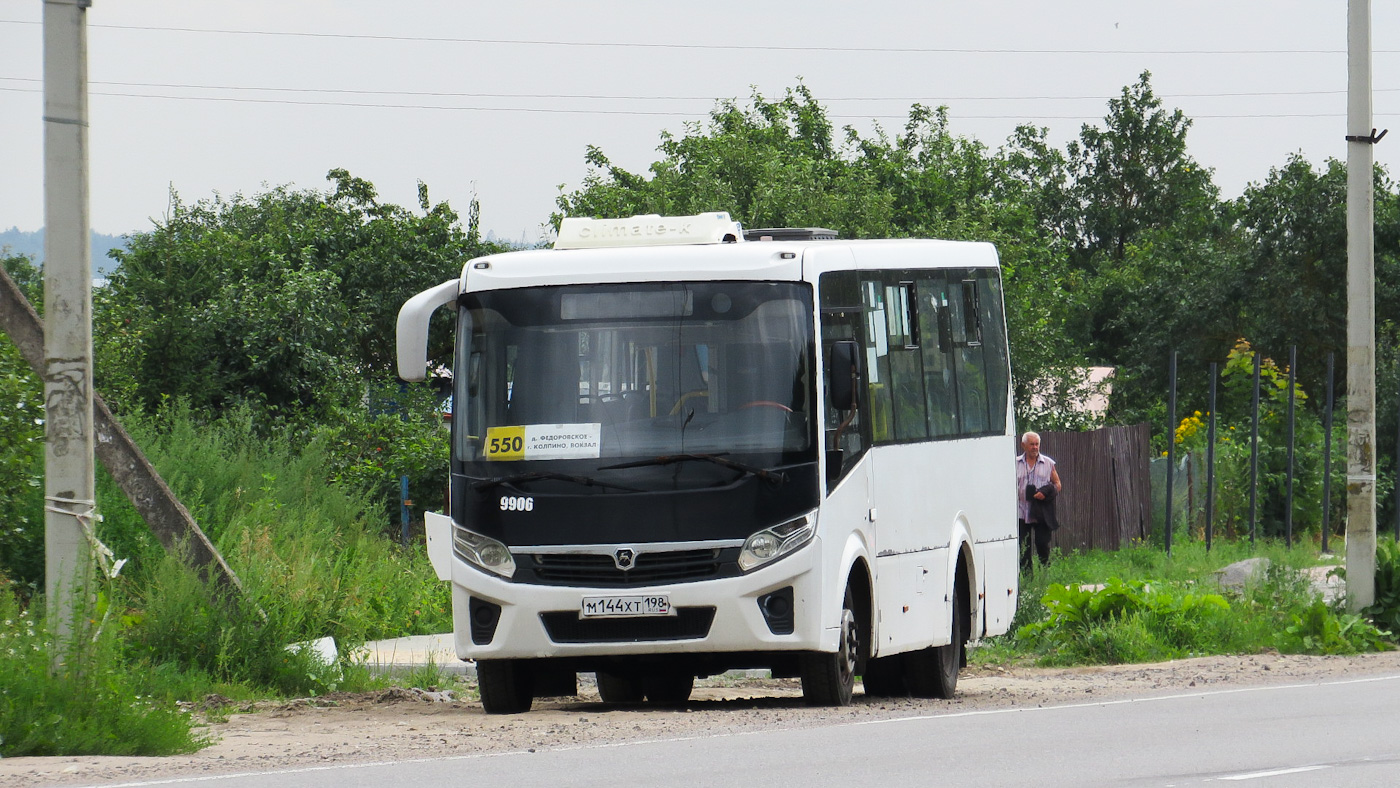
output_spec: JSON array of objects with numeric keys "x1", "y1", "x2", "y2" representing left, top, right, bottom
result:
[{"x1": 1019, "y1": 518, "x2": 1051, "y2": 571}]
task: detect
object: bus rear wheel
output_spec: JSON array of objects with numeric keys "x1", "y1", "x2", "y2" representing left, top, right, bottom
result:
[
  {"x1": 477, "y1": 659, "x2": 533, "y2": 714},
  {"x1": 800, "y1": 585, "x2": 860, "y2": 706},
  {"x1": 905, "y1": 579, "x2": 964, "y2": 699}
]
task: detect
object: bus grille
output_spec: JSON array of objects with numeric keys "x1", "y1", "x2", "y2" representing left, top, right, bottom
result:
[
  {"x1": 522, "y1": 548, "x2": 739, "y2": 587},
  {"x1": 540, "y1": 607, "x2": 716, "y2": 643}
]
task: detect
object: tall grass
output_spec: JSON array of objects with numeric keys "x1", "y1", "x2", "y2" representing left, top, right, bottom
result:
[
  {"x1": 982, "y1": 540, "x2": 1391, "y2": 667},
  {"x1": 0, "y1": 581, "x2": 205, "y2": 757},
  {"x1": 96, "y1": 403, "x2": 450, "y2": 696},
  {"x1": 0, "y1": 401, "x2": 453, "y2": 755}
]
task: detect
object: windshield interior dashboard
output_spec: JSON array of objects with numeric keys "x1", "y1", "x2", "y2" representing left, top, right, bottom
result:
[{"x1": 450, "y1": 280, "x2": 818, "y2": 487}]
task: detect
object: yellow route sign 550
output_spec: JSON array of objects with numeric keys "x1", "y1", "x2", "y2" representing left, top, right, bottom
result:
[{"x1": 484, "y1": 426, "x2": 526, "y2": 460}]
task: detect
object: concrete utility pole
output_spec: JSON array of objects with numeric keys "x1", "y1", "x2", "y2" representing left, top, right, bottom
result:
[
  {"x1": 1345, "y1": 0, "x2": 1378, "y2": 612},
  {"x1": 42, "y1": 0, "x2": 95, "y2": 644}
]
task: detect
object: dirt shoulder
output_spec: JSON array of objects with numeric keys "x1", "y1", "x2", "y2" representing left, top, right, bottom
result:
[{"x1": 8, "y1": 650, "x2": 1400, "y2": 788}]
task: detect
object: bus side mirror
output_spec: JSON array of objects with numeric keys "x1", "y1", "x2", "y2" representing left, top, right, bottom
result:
[
  {"x1": 828, "y1": 340, "x2": 860, "y2": 411},
  {"x1": 396, "y1": 278, "x2": 460, "y2": 381}
]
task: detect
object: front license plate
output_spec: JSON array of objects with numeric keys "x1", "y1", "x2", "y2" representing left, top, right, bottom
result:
[{"x1": 581, "y1": 595, "x2": 672, "y2": 618}]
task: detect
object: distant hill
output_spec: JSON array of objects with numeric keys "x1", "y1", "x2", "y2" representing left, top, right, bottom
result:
[{"x1": 0, "y1": 227, "x2": 130, "y2": 275}]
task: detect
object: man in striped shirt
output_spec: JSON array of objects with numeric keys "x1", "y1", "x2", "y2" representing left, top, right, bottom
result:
[{"x1": 1016, "y1": 431, "x2": 1062, "y2": 571}]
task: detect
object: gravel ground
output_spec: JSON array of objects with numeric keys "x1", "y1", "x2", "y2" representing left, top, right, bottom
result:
[{"x1": 6, "y1": 649, "x2": 1400, "y2": 788}]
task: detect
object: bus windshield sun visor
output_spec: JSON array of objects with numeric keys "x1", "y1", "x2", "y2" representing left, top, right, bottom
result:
[
  {"x1": 598, "y1": 453, "x2": 787, "y2": 485},
  {"x1": 472, "y1": 471, "x2": 642, "y2": 493}
]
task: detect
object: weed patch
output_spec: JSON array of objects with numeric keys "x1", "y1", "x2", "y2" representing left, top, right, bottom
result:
[
  {"x1": 1016, "y1": 579, "x2": 1233, "y2": 664},
  {"x1": 976, "y1": 540, "x2": 1393, "y2": 668},
  {"x1": 95, "y1": 404, "x2": 450, "y2": 697},
  {"x1": 0, "y1": 582, "x2": 206, "y2": 757}
]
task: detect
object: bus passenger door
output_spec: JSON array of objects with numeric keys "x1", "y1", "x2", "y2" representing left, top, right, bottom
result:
[{"x1": 818, "y1": 270, "x2": 877, "y2": 651}]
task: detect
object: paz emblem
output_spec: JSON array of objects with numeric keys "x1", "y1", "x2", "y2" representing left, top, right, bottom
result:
[{"x1": 613, "y1": 549, "x2": 636, "y2": 571}]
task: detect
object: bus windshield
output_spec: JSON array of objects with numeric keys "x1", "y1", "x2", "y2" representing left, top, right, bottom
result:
[{"x1": 453, "y1": 281, "x2": 815, "y2": 470}]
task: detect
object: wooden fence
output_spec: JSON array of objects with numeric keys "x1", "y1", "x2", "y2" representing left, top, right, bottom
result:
[{"x1": 1033, "y1": 424, "x2": 1152, "y2": 553}]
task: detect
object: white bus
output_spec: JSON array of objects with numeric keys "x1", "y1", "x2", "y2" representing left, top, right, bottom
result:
[{"x1": 397, "y1": 213, "x2": 1018, "y2": 713}]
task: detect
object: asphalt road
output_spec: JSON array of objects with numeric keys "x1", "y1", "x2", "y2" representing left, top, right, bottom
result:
[{"x1": 68, "y1": 674, "x2": 1400, "y2": 788}]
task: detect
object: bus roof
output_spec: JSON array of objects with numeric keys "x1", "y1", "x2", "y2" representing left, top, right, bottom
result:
[{"x1": 460, "y1": 237, "x2": 999, "y2": 292}]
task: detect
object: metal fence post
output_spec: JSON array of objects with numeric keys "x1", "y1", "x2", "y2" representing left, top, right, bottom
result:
[
  {"x1": 1165, "y1": 350, "x2": 1178, "y2": 556},
  {"x1": 1323, "y1": 353, "x2": 1335, "y2": 553},
  {"x1": 1249, "y1": 351, "x2": 1262, "y2": 545},
  {"x1": 401, "y1": 475, "x2": 412, "y2": 547},
  {"x1": 1206, "y1": 362, "x2": 1217, "y2": 552},
  {"x1": 1285, "y1": 345, "x2": 1297, "y2": 548}
]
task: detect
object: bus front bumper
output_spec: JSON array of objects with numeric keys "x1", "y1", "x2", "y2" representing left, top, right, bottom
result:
[{"x1": 427, "y1": 517, "x2": 825, "y2": 662}]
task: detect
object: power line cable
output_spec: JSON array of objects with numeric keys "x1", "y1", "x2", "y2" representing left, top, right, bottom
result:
[
  {"x1": 2, "y1": 18, "x2": 1396, "y2": 55},
  {"x1": 0, "y1": 75, "x2": 1385, "y2": 103},
  {"x1": 0, "y1": 84, "x2": 1376, "y2": 120}
]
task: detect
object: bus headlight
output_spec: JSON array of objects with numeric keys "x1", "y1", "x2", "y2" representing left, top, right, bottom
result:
[
  {"x1": 739, "y1": 513, "x2": 815, "y2": 572},
  {"x1": 453, "y1": 525, "x2": 516, "y2": 579}
]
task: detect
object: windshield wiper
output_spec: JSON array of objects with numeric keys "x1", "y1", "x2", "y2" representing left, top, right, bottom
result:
[
  {"x1": 598, "y1": 453, "x2": 787, "y2": 484},
  {"x1": 472, "y1": 471, "x2": 641, "y2": 493}
]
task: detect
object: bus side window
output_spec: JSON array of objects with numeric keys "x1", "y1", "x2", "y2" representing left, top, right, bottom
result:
[
  {"x1": 819, "y1": 271, "x2": 868, "y2": 487},
  {"x1": 949, "y1": 276, "x2": 990, "y2": 434},
  {"x1": 885, "y1": 280, "x2": 928, "y2": 442},
  {"x1": 978, "y1": 270, "x2": 1011, "y2": 432},
  {"x1": 861, "y1": 280, "x2": 894, "y2": 444},
  {"x1": 919, "y1": 273, "x2": 960, "y2": 438}
]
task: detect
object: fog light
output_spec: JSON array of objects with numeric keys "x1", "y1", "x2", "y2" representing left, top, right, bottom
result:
[
  {"x1": 469, "y1": 596, "x2": 502, "y2": 645},
  {"x1": 758, "y1": 587, "x2": 795, "y2": 635}
]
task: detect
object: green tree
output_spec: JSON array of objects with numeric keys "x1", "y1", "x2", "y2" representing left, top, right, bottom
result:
[
  {"x1": 1233, "y1": 155, "x2": 1400, "y2": 529},
  {"x1": 96, "y1": 171, "x2": 506, "y2": 525},
  {"x1": 1233, "y1": 154, "x2": 1400, "y2": 401},
  {"x1": 1063, "y1": 71, "x2": 1221, "y2": 270},
  {"x1": 0, "y1": 254, "x2": 45, "y2": 589},
  {"x1": 100, "y1": 170, "x2": 501, "y2": 420},
  {"x1": 557, "y1": 84, "x2": 894, "y2": 236},
  {"x1": 1007, "y1": 71, "x2": 1241, "y2": 425},
  {"x1": 556, "y1": 85, "x2": 1093, "y2": 428},
  {"x1": 989, "y1": 126, "x2": 1097, "y2": 428}
]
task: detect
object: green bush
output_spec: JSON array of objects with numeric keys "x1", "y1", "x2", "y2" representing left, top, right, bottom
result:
[
  {"x1": 1016, "y1": 579, "x2": 1233, "y2": 664},
  {"x1": 323, "y1": 380, "x2": 451, "y2": 529},
  {"x1": 979, "y1": 540, "x2": 1392, "y2": 667},
  {"x1": 0, "y1": 256, "x2": 45, "y2": 594},
  {"x1": 1169, "y1": 339, "x2": 1340, "y2": 542},
  {"x1": 1350, "y1": 537, "x2": 1400, "y2": 635},
  {"x1": 1276, "y1": 599, "x2": 1392, "y2": 655},
  {"x1": 127, "y1": 554, "x2": 351, "y2": 697},
  {"x1": 94, "y1": 404, "x2": 451, "y2": 696},
  {"x1": 0, "y1": 582, "x2": 206, "y2": 757}
]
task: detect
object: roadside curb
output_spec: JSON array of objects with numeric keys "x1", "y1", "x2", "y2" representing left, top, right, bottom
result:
[{"x1": 357, "y1": 633, "x2": 773, "y2": 682}]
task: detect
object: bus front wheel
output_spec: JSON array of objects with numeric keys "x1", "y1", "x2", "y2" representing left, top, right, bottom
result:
[
  {"x1": 477, "y1": 659, "x2": 534, "y2": 714},
  {"x1": 800, "y1": 585, "x2": 860, "y2": 706}
]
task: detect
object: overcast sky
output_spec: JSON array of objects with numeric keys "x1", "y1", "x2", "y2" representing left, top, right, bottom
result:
[{"x1": 2, "y1": 1, "x2": 1397, "y2": 245}]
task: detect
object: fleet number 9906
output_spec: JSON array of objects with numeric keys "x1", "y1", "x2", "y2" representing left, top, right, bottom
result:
[{"x1": 499, "y1": 496, "x2": 534, "y2": 511}]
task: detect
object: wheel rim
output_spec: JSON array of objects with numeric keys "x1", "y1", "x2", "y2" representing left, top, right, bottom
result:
[{"x1": 838, "y1": 607, "x2": 858, "y2": 684}]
